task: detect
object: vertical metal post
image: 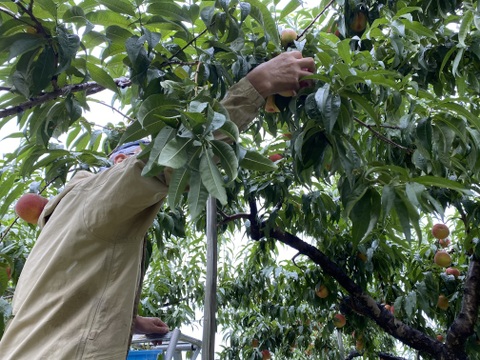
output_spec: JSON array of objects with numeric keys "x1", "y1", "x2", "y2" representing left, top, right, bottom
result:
[{"x1": 202, "y1": 196, "x2": 217, "y2": 360}]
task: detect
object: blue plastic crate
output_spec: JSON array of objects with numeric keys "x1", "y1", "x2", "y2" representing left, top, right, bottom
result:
[{"x1": 127, "y1": 349, "x2": 163, "y2": 360}]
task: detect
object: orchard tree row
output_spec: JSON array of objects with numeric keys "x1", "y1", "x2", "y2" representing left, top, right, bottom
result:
[{"x1": 1, "y1": 0, "x2": 480, "y2": 359}]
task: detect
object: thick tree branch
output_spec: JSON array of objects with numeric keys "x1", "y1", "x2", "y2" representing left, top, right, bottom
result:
[
  {"x1": 378, "y1": 353, "x2": 407, "y2": 360},
  {"x1": 446, "y1": 256, "x2": 480, "y2": 350},
  {"x1": 267, "y1": 227, "x2": 447, "y2": 358}
]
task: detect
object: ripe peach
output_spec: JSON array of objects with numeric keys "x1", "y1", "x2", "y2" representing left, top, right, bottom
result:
[
  {"x1": 333, "y1": 313, "x2": 346, "y2": 328},
  {"x1": 265, "y1": 95, "x2": 280, "y2": 113},
  {"x1": 445, "y1": 267, "x2": 460, "y2": 278},
  {"x1": 280, "y1": 28, "x2": 297, "y2": 48},
  {"x1": 355, "y1": 338, "x2": 365, "y2": 351},
  {"x1": 437, "y1": 295, "x2": 449, "y2": 310},
  {"x1": 14, "y1": 193, "x2": 49, "y2": 225},
  {"x1": 436, "y1": 334, "x2": 444, "y2": 342},
  {"x1": 269, "y1": 154, "x2": 283, "y2": 162},
  {"x1": 439, "y1": 238, "x2": 451, "y2": 248},
  {"x1": 432, "y1": 223, "x2": 450, "y2": 240},
  {"x1": 261, "y1": 349, "x2": 271, "y2": 359},
  {"x1": 315, "y1": 284, "x2": 329, "y2": 299},
  {"x1": 434, "y1": 251, "x2": 452, "y2": 268},
  {"x1": 384, "y1": 304, "x2": 394, "y2": 315}
]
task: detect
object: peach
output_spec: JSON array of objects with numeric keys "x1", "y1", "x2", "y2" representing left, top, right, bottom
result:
[
  {"x1": 333, "y1": 313, "x2": 346, "y2": 328},
  {"x1": 14, "y1": 193, "x2": 49, "y2": 225},
  {"x1": 437, "y1": 295, "x2": 449, "y2": 310},
  {"x1": 280, "y1": 28, "x2": 297, "y2": 48},
  {"x1": 434, "y1": 251, "x2": 452, "y2": 268},
  {"x1": 432, "y1": 223, "x2": 449, "y2": 240}
]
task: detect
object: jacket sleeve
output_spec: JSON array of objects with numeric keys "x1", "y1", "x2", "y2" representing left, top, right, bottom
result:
[{"x1": 215, "y1": 77, "x2": 265, "y2": 142}]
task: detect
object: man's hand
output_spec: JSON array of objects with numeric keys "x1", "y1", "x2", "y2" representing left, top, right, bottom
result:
[
  {"x1": 246, "y1": 51, "x2": 316, "y2": 99},
  {"x1": 134, "y1": 316, "x2": 169, "y2": 335}
]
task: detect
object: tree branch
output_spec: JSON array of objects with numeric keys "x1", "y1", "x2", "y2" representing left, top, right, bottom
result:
[
  {"x1": 0, "y1": 77, "x2": 131, "y2": 119},
  {"x1": 446, "y1": 256, "x2": 480, "y2": 350},
  {"x1": 267, "y1": 227, "x2": 446, "y2": 358},
  {"x1": 378, "y1": 353, "x2": 408, "y2": 360},
  {"x1": 354, "y1": 117, "x2": 414, "y2": 154},
  {"x1": 297, "y1": 0, "x2": 336, "y2": 40}
]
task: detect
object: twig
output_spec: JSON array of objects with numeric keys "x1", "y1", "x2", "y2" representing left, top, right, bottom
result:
[
  {"x1": 168, "y1": 27, "x2": 209, "y2": 62},
  {"x1": 291, "y1": 252, "x2": 306, "y2": 270},
  {"x1": 297, "y1": 0, "x2": 336, "y2": 40},
  {"x1": 354, "y1": 117, "x2": 414, "y2": 154},
  {"x1": 13, "y1": 0, "x2": 47, "y2": 36},
  {"x1": 219, "y1": 212, "x2": 250, "y2": 225},
  {"x1": 88, "y1": 100, "x2": 136, "y2": 123}
]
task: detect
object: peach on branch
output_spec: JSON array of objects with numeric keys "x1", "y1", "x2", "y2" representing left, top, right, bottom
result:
[
  {"x1": 14, "y1": 193, "x2": 49, "y2": 225},
  {"x1": 445, "y1": 267, "x2": 460, "y2": 278},
  {"x1": 432, "y1": 223, "x2": 450, "y2": 240},
  {"x1": 265, "y1": 95, "x2": 280, "y2": 113},
  {"x1": 333, "y1": 313, "x2": 346, "y2": 328},
  {"x1": 280, "y1": 28, "x2": 297, "y2": 48},
  {"x1": 437, "y1": 295, "x2": 449, "y2": 310},
  {"x1": 315, "y1": 284, "x2": 329, "y2": 299},
  {"x1": 434, "y1": 250, "x2": 452, "y2": 268},
  {"x1": 261, "y1": 349, "x2": 271, "y2": 359},
  {"x1": 268, "y1": 154, "x2": 283, "y2": 162},
  {"x1": 439, "y1": 238, "x2": 451, "y2": 248},
  {"x1": 384, "y1": 304, "x2": 395, "y2": 315}
]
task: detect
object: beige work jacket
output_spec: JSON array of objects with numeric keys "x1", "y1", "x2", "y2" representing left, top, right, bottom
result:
[{"x1": 0, "y1": 77, "x2": 264, "y2": 359}]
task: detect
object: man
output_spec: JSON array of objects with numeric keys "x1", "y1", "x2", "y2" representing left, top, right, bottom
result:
[{"x1": 0, "y1": 51, "x2": 315, "y2": 359}]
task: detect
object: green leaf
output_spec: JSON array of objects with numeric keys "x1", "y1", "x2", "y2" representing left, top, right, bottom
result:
[
  {"x1": 188, "y1": 171, "x2": 209, "y2": 219},
  {"x1": 216, "y1": 120, "x2": 239, "y2": 142},
  {"x1": 240, "y1": 150, "x2": 278, "y2": 172},
  {"x1": 394, "y1": 195, "x2": 411, "y2": 243},
  {"x1": 36, "y1": 0, "x2": 57, "y2": 17},
  {"x1": 158, "y1": 138, "x2": 192, "y2": 169},
  {"x1": 98, "y1": 0, "x2": 136, "y2": 16},
  {"x1": 137, "y1": 94, "x2": 182, "y2": 127},
  {"x1": 411, "y1": 176, "x2": 468, "y2": 192},
  {"x1": 404, "y1": 21, "x2": 436, "y2": 39},
  {"x1": 4, "y1": 34, "x2": 44, "y2": 61},
  {"x1": 350, "y1": 189, "x2": 381, "y2": 245},
  {"x1": 148, "y1": 2, "x2": 193, "y2": 23},
  {"x1": 199, "y1": 153, "x2": 227, "y2": 205},
  {"x1": 342, "y1": 91, "x2": 379, "y2": 124},
  {"x1": 459, "y1": 10, "x2": 473, "y2": 47},
  {"x1": 167, "y1": 166, "x2": 191, "y2": 209},
  {"x1": 245, "y1": 0, "x2": 280, "y2": 48},
  {"x1": 404, "y1": 291, "x2": 417, "y2": 320},
  {"x1": 86, "y1": 63, "x2": 119, "y2": 95},
  {"x1": 56, "y1": 26, "x2": 80, "y2": 74},
  {"x1": 210, "y1": 140, "x2": 238, "y2": 182},
  {"x1": 279, "y1": 0, "x2": 301, "y2": 20}
]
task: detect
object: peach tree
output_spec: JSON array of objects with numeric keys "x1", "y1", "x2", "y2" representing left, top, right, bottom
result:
[{"x1": 1, "y1": 0, "x2": 480, "y2": 359}]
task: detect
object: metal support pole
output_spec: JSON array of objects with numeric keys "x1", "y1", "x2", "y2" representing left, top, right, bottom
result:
[{"x1": 202, "y1": 196, "x2": 218, "y2": 360}]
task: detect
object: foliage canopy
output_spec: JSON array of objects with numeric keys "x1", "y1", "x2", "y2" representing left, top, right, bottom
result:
[{"x1": 1, "y1": 0, "x2": 480, "y2": 359}]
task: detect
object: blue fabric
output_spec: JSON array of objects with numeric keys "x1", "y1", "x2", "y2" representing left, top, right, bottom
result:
[{"x1": 109, "y1": 140, "x2": 150, "y2": 161}]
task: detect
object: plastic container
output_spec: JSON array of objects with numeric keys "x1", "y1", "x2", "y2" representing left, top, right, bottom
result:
[{"x1": 127, "y1": 349, "x2": 163, "y2": 360}]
